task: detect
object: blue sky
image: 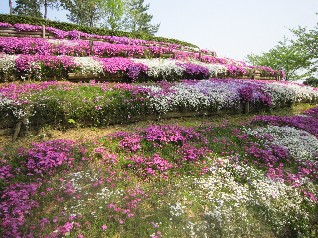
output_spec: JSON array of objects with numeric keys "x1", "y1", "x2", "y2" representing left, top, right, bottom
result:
[{"x1": 0, "y1": 0, "x2": 317, "y2": 61}]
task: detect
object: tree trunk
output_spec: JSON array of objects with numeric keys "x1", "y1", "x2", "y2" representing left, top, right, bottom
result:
[
  {"x1": 9, "y1": 0, "x2": 13, "y2": 15},
  {"x1": 44, "y1": 0, "x2": 48, "y2": 19}
]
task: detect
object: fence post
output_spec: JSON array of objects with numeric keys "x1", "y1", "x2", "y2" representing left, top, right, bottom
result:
[
  {"x1": 42, "y1": 25, "x2": 46, "y2": 38},
  {"x1": 12, "y1": 121, "x2": 22, "y2": 141},
  {"x1": 243, "y1": 101, "x2": 250, "y2": 114},
  {"x1": 90, "y1": 40, "x2": 94, "y2": 56}
]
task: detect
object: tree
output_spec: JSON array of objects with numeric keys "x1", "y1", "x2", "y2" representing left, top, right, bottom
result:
[
  {"x1": 292, "y1": 20, "x2": 318, "y2": 79},
  {"x1": 124, "y1": 0, "x2": 159, "y2": 35},
  {"x1": 246, "y1": 38, "x2": 311, "y2": 80},
  {"x1": 59, "y1": 0, "x2": 159, "y2": 34},
  {"x1": 13, "y1": 0, "x2": 42, "y2": 18},
  {"x1": 60, "y1": 0, "x2": 105, "y2": 27},
  {"x1": 100, "y1": 0, "x2": 126, "y2": 31}
]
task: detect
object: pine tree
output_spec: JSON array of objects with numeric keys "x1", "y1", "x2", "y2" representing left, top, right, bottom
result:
[
  {"x1": 60, "y1": 0, "x2": 104, "y2": 27},
  {"x1": 13, "y1": 0, "x2": 42, "y2": 18},
  {"x1": 125, "y1": 0, "x2": 159, "y2": 35}
]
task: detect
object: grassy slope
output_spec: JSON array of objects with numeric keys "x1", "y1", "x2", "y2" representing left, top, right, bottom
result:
[{"x1": 1, "y1": 103, "x2": 318, "y2": 237}]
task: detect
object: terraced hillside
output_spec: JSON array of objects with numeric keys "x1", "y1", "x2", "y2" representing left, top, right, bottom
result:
[{"x1": 0, "y1": 15, "x2": 318, "y2": 238}]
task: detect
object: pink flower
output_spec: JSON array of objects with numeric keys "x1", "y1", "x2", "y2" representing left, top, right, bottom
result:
[{"x1": 102, "y1": 224, "x2": 108, "y2": 230}]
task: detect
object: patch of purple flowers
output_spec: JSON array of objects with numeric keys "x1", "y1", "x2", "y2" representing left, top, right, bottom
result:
[
  {"x1": 0, "y1": 182, "x2": 39, "y2": 237},
  {"x1": 22, "y1": 139, "x2": 76, "y2": 176},
  {"x1": 178, "y1": 62, "x2": 210, "y2": 79},
  {"x1": 145, "y1": 125, "x2": 186, "y2": 144},
  {"x1": 0, "y1": 158, "x2": 14, "y2": 182}
]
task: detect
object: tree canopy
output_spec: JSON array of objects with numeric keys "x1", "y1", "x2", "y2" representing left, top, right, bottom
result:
[
  {"x1": 124, "y1": 0, "x2": 160, "y2": 35},
  {"x1": 246, "y1": 14, "x2": 318, "y2": 82},
  {"x1": 59, "y1": 0, "x2": 159, "y2": 34},
  {"x1": 10, "y1": 0, "x2": 160, "y2": 35},
  {"x1": 292, "y1": 21, "x2": 318, "y2": 81},
  {"x1": 13, "y1": 0, "x2": 42, "y2": 18},
  {"x1": 246, "y1": 38, "x2": 311, "y2": 80}
]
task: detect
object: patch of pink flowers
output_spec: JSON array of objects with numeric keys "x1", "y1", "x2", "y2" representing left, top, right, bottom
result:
[{"x1": 127, "y1": 154, "x2": 173, "y2": 178}]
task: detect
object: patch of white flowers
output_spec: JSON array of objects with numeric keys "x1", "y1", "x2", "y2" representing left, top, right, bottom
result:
[
  {"x1": 190, "y1": 60, "x2": 227, "y2": 77},
  {"x1": 73, "y1": 57, "x2": 104, "y2": 75},
  {"x1": 169, "y1": 202, "x2": 186, "y2": 219},
  {"x1": 0, "y1": 54, "x2": 18, "y2": 74},
  {"x1": 142, "y1": 80, "x2": 241, "y2": 114},
  {"x1": 0, "y1": 94, "x2": 28, "y2": 121},
  {"x1": 265, "y1": 82, "x2": 318, "y2": 106},
  {"x1": 66, "y1": 170, "x2": 100, "y2": 193},
  {"x1": 133, "y1": 58, "x2": 228, "y2": 79},
  {"x1": 63, "y1": 170, "x2": 124, "y2": 215},
  {"x1": 191, "y1": 157, "x2": 312, "y2": 235},
  {"x1": 47, "y1": 39, "x2": 81, "y2": 47},
  {"x1": 133, "y1": 58, "x2": 184, "y2": 79},
  {"x1": 246, "y1": 125, "x2": 318, "y2": 160}
]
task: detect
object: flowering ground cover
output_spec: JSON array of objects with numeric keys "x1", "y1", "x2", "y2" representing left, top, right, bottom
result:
[
  {"x1": 0, "y1": 36, "x2": 274, "y2": 76},
  {"x1": 1, "y1": 79, "x2": 317, "y2": 131},
  {"x1": 0, "y1": 37, "x2": 193, "y2": 59},
  {"x1": 0, "y1": 101, "x2": 318, "y2": 237}
]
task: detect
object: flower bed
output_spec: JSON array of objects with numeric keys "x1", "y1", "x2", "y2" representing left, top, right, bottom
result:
[
  {"x1": 1, "y1": 79, "x2": 317, "y2": 133},
  {"x1": 0, "y1": 54, "x2": 283, "y2": 82}
]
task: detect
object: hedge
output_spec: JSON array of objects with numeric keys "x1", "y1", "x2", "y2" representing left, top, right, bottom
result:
[{"x1": 0, "y1": 14, "x2": 198, "y2": 49}]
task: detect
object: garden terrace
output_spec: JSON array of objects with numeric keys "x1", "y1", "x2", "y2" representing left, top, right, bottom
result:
[
  {"x1": 1, "y1": 10, "x2": 318, "y2": 238},
  {"x1": 1, "y1": 79, "x2": 317, "y2": 140},
  {"x1": 0, "y1": 36, "x2": 218, "y2": 61},
  {"x1": 0, "y1": 22, "x2": 284, "y2": 82}
]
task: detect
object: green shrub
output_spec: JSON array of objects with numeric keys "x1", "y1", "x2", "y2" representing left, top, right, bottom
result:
[
  {"x1": 29, "y1": 86, "x2": 150, "y2": 129},
  {"x1": 304, "y1": 76, "x2": 318, "y2": 88}
]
